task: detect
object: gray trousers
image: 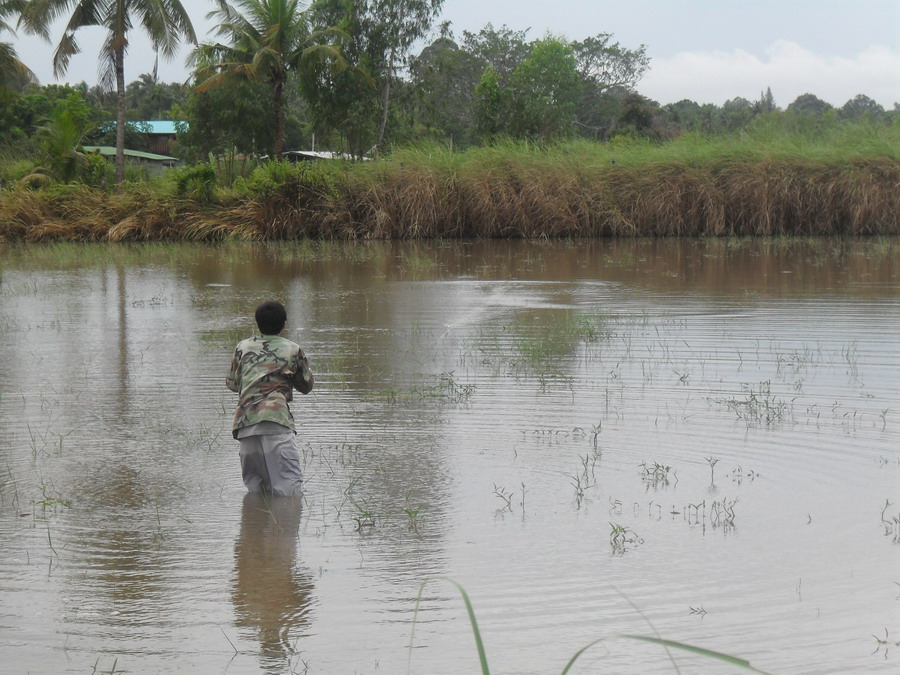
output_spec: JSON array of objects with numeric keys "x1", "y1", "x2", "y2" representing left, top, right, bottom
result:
[{"x1": 238, "y1": 432, "x2": 304, "y2": 497}]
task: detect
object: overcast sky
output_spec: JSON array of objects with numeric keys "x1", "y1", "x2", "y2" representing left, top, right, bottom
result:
[{"x1": 7, "y1": 0, "x2": 900, "y2": 108}]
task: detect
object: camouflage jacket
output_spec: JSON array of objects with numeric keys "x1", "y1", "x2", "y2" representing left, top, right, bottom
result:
[{"x1": 226, "y1": 335, "x2": 314, "y2": 438}]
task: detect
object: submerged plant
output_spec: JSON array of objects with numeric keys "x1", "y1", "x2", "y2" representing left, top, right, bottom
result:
[
  {"x1": 715, "y1": 380, "x2": 792, "y2": 425},
  {"x1": 639, "y1": 461, "x2": 676, "y2": 488},
  {"x1": 870, "y1": 627, "x2": 900, "y2": 659},
  {"x1": 710, "y1": 497, "x2": 739, "y2": 528},
  {"x1": 33, "y1": 475, "x2": 70, "y2": 512},
  {"x1": 352, "y1": 500, "x2": 376, "y2": 531},
  {"x1": 609, "y1": 522, "x2": 642, "y2": 554},
  {"x1": 402, "y1": 490, "x2": 425, "y2": 531},
  {"x1": 881, "y1": 499, "x2": 900, "y2": 540},
  {"x1": 705, "y1": 456, "x2": 719, "y2": 485},
  {"x1": 492, "y1": 483, "x2": 513, "y2": 511}
]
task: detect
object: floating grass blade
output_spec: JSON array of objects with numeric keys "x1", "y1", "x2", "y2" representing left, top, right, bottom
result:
[{"x1": 619, "y1": 635, "x2": 769, "y2": 673}]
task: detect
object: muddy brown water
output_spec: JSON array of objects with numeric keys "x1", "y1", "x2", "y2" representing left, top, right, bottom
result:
[{"x1": 0, "y1": 238, "x2": 897, "y2": 674}]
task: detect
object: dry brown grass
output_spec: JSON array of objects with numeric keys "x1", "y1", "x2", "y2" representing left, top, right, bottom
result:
[{"x1": 1, "y1": 156, "x2": 897, "y2": 242}]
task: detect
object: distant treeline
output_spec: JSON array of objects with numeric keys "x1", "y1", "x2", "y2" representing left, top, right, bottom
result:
[
  {"x1": 0, "y1": 22, "x2": 896, "y2": 177},
  {"x1": 2, "y1": 120, "x2": 897, "y2": 242}
]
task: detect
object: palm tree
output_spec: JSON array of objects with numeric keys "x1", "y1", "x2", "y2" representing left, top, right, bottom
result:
[
  {"x1": 19, "y1": 0, "x2": 196, "y2": 183},
  {"x1": 191, "y1": 0, "x2": 345, "y2": 159},
  {"x1": 35, "y1": 100, "x2": 94, "y2": 182},
  {"x1": 0, "y1": 0, "x2": 36, "y2": 89}
]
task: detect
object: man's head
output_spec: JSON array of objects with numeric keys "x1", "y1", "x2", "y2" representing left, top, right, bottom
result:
[{"x1": 255, "y1": 301, "x2": 287, "y2": 336}]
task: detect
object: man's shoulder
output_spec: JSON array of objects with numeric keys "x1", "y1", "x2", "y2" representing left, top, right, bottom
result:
[
  {"x1": 235, "y1": 335, "x2": 302, "y2": 356},
  {"x1": 234, "y1": 335, "x2": 260, "y2": 351}
]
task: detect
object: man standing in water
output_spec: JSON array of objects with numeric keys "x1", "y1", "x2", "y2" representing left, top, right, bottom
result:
[{"x1": 226, "y1": 301, "x2": 314, "y2": 497}]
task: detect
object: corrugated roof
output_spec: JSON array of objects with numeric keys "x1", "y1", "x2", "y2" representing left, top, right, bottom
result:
[
  {"x1": 83, "y1": 146, "x2": 178, "y2": 161},
  {"x1": 280, "y1": 150, "x2": 365, "y2": 161},
  {"x1": 100, "y1": 120, "x2": 186, "y2": 134},
  {"x1": 142, "y1": 120, "x2": 181, "y2": 134}
]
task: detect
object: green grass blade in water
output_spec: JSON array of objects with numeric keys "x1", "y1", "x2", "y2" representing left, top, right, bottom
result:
[
  {"x1": 619, "y1": 634, "x2": 770, "y2": 673},
  {"x1": 409, "y1": 578, "x2": 491, "y2": 675},
  {"x1": 443, "y1": 578, "x2": 491, "y2": 675}
]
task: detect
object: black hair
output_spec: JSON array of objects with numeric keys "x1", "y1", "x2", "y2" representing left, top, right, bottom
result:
[{"x1": 255, "y1": 301, "x2": 287, "y2": 335}]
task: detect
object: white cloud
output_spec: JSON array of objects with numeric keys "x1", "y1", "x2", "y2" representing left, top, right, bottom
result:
[{"x1": 640, "y1": 41, "x2": 900, "y2": 109}]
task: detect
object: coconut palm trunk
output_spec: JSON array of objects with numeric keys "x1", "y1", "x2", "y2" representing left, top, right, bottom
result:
[
  {"x1": 272, "y1": 77, "x2": 285, "y2": 159},
  {"x1": 114, "y1": 42, "x2": 126, "y2": 183}
]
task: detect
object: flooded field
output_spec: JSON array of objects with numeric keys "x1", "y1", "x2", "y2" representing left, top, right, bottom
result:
[{"x1": 0, "y1": 238, "x2": 898, "y2": 674}]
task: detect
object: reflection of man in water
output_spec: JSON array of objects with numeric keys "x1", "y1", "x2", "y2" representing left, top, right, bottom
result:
[
  {"x1": 226, "y1": 301, "x2": 314, "y2": 497},
  {"x1": 233, "y1": 493, "x2": 314, "y2": 671}
]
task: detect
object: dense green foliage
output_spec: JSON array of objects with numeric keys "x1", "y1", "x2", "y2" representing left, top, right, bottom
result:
[{"x1": 0, "y1": 3, "x2": 895, "y2": 193}]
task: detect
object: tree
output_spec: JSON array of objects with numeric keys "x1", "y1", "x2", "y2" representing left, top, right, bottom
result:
[
  {"x1": 175, "y1": 77, "x2": 278, "y2": 166},
  {"x1": 506, "y1": 37, "x2": 582, "y2": 139},
  {"x1": 461, "y1": 23, "x2": 530, "y2": 87},
  {"x1": 125, "y1": 72, "x2": 188, "y2": 120},
  {"x1": 665, "y1": 98, "x2": 703, "y2": 131},
  {"x1": 472, "y1": 65, "x2": 505, "y2": 140},
  {"x1": 754, "y1": 86, "x2": 776, "y2": 114},
  {"x1": 304, "y1": 0, "x2": 379, "y2": 157},
  {"x1": 613, "y1": 92, "x2": 668, "y2": 139},
  {"x1": 34, "y1": 91, "x2": 93, "y2": 182},
  {"x1": 719, "y1": 96, "x2": 755, "y2": 131},
  {"x1": 20, "y1": 0, "x2": 196, "y2": 183},
  {"x1": 839, "y1": 94, "x2": 885, "y2": 120},
  {"x1": 407, "y1": 29, "x2": 483, "y2": 145},
  {"x1": 786, "y1": 93, "x2": 833, "y2": 116},
  {"x1": 0, "y1": 82, "x2": 101, "y2": 149},
  {"x1": 365, "y1": 0, "x2": 444, "y2": 146},
  {"x1": 304, "y1": 0, "x2": 444, "y2": 153},
  {"x1": 192, "y1": 0, "x2": 345, "y2": 160},
  {"x1": 571, "y1": 33, "x2": 648, "y2": 139},
  {"x1": 0, "y1": 0, "x2": 35, "y2": 90},
  {"x1": 572, "y1": 33, "x2": 648, "y2": 93}
]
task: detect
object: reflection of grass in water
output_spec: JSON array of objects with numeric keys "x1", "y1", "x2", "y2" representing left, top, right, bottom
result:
[
  {"x1": 198, "y1": 327, "x2": 255, "y2": 353},
  {"x1": 399, "y1": 249, "x2": 436, "y2": 273},
  {"x1": 409, "y1": 578, "x2": 769, "y2": 674},
  {"x1": 369, "y1": 371, "x2": 475, "y2": 405},
  {"x1": 0, "y1": 239, "x2": 389, "y2": 270},
  {"x1": 476, "y1": 311, "x2": 611, "y2": 372}
]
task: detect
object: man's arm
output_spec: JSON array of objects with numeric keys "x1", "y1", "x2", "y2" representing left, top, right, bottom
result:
[
  {"x1": 226, "y1": 349, "x2": 242, "y2": 393},
  {"x1": 293, "y1": 351, "x2": 314, "y2": 395}
]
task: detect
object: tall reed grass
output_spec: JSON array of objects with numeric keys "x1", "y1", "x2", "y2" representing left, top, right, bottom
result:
[{"x1": 1, "y1": 122, "x2": 897, "y2": 242}]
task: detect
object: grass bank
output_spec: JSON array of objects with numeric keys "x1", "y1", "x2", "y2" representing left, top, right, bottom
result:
[{"x1": 1, "y1": 121, "x2": 897, "y2": 242}]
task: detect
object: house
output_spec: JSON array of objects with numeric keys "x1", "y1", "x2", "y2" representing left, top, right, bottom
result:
[
  {"x1": 100, "y1": 120, "x2": 185, "y2": 156},
  {"x1": 82, "y1": 146, "x2": 180, "y2": 177},
  {"x1": 139, "y1": 120, "x2": 182, "y2": 156}
]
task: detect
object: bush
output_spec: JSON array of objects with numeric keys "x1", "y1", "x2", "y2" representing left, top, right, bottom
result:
[{"x1": 171, "y1": 164, "x2": 218, "y2": 201}]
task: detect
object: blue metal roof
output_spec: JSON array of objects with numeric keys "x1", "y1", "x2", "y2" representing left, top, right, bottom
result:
[
  {"x1": 101, "y1": 120, "x2": 186, "y2": 134},
  {"x1": 140, "y1": 120, "x2": 180, "y2": 134}
]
